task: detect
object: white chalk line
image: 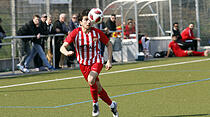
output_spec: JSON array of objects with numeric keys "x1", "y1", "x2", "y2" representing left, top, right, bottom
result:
[{"x1": 0, "y1": 58, "x2": 209, "y2": 89}]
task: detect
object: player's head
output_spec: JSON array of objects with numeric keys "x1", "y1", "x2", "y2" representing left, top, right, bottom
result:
[
  {"x1": 172, "y1": 34, "x2": 177, "y2": 41},
  {"x1": 78, "y1": 9, "x2": 91, "y2": 30},
  {"x1": 188, "y1": 23, "x2": 194, "y2": 30},
  {"x1": 33, "y1": 15, "x2": 40, "y2": 25}
]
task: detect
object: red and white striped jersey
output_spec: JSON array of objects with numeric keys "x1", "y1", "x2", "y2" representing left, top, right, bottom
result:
[{"x1": 64, "y1": 27, "x2": 109, "y2": 65}]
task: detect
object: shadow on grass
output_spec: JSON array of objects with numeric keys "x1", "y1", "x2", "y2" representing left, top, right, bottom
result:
[
  {"x1": 154, "y1": 113, "x2": 210, "y2": 117},
  {"x1": 0, "y1": 79, "x2": 198, "y2": 93}
]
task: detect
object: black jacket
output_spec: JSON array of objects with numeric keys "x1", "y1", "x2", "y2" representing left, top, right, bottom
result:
[
  {"x1": 0, "y1": 25, "x2": 6, "y2": 39},
  {"x1": 40, "y1": 20, "x2": 48, "y2": 35},
  {"x1": 52, "y1": 20, "x2": 68, "y2": 34},
  {"x1": 68, "y1": 19, "x2": 78, "y2": 32},
  {"x1": 0, "y1": 25, "x2": 5, "y2": 34},
  {"x1": 105, "y1": 18, "x2": 116, "y2": 31},
  {"x1": 172, "y1": 28, "x2": 182, "y2": 42},
  {"x1": 17, "y1": 20, "x2": 44, "y2": 44}
]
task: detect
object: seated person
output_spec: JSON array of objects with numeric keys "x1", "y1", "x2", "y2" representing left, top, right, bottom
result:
[
  {"x1": 124, "y1": 18, "x2": 135, "y2": 39},
  {"x1": 138, "y1": 34, "x2": 150, "y2": 57},
  {"x1": 166, "y1": 35, "x2": 208, "y2": 57},
  {"x1": 172, "y1": 22, "x2": 186, "y2": 50},
  {"x1": 181, "y1": 23, "x2": 201, "y2": 51}
]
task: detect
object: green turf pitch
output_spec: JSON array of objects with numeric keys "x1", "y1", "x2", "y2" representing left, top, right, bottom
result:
[{"x1": 0, "y1": 57, "x2": 210, "y2": 117}]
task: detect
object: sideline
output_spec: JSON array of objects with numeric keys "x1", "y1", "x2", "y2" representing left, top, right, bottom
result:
[
  {"x1": 0, "y1": 58, "x2": 209, "y2": 89},
  {"x1": 0, "y1": 78, "x2": 209, "y2": 108}
]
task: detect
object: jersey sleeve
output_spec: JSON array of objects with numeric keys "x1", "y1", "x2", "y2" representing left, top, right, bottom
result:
[
  {"x1": 96, "y1": 28, "x2": 109, "y2": 45},
  {"x1": 64, "y1": 28, "x2": 78, "y2": 44}
]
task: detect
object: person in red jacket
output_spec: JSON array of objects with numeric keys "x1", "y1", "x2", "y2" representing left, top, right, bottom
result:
[
  {"x1": 166, "y1": 35, "x2": 208, "y2": 57},
  {"x1": 181, "y1": 23, "x2": 201, "y2": 51},
  {"x1": 124, "y1": 18, "x2": 135, "y2": 39}
]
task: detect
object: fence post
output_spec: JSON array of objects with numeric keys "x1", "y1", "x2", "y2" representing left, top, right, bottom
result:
[
  {"x1": 11, "y1": 37, "x2": 15, "y2": 73},
  {"x1": 52, "y1": 35, "x2": 55, "y2": 68},
  {"x1": 120, "y1": 2, "x2": 124, "y2": 63}
]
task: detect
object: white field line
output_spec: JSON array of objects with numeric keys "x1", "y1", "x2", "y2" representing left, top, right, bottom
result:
[{"x1": 0, "y1": 58, "x2": 209, "y2": 89}]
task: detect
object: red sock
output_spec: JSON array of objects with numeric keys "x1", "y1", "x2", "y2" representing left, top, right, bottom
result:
[
  {"x1": 89, "y1": 83, "x2": 98, "y2": 103},
  {"x1": 192, "y1": 51, "x2": 204, "y2": 56},
  {"x1": 98, "y1": 88, "x2": 112, "y2": 105}
]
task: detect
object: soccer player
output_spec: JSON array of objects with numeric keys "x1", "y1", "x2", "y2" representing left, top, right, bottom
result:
[
  {"x1": 166, "y1": 35, "x2": 208, "y2": 57},
  {"x1": 60, "y1": 9, "x2": 118, "y2": 117}
]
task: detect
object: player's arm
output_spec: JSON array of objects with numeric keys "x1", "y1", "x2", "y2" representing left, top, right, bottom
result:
[
  {"x1": 165, "y1": 47, "x2": 172, "y2": 58},
  {"x1": 60, "y1": 42, "x2": 74, "y2": 56},
  {"x1": 105, "y1": 41, "x2": 113, "y2": 70}
]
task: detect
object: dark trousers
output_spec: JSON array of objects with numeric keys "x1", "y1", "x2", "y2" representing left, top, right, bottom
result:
[
  {"x1": 51, "y1": 37, "x2": 63, "y2": 69},
  {"x1": 33, "y1": 39, "x2": 45, "y2": 68},
  {"x1": 181, "y1": 40, "x2": 198, "y2": 51},
  {"x1": 67, "y1": 43, "x2": 76, "y2": 67}
]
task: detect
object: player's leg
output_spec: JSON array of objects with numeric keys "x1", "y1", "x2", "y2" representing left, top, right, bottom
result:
[
  {"x1": 88, "y1": 71, "x2": 99, "y2": 103},
  {"x1": 88, "y1": 71, "x2": 99, "y2": 117},
  {"x1": 191, "y1": 50, "x2": 208, "y2": 56},
  {"x1": 96, "y1": 81, "x2": 119, "y2": 117},
  {"x1": 79, "y1": 64, "x2": 99, "y2": 116}
]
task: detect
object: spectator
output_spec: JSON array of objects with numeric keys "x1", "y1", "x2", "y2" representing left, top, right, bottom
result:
[
  {"x1": 96, "y1": 19, "x2": 109, "y2": 56},
  {"x1": 105, "y1": 14, "x2": 117, "y2": 62},
  {"x1": 106, "y1": 14, "x2": 116, "y2": 32},
  {"x1": 68, "y1": 14, "x2": 79, "y2": 32},
  {"x1": 0, "y1": 18, "x2": 6, "y2": 48},
  {"x1": 138, "y1": 34, "x2": 150, "y2": 58},
  {"x1": 66, "y1": 14, "x2": 79, "y2": 67},
  {"x1": 33, "y1": 14, "x2": 48, "y2": 71},
  {"x1": 22, "y1": 15, "x2": 54, "y2": 73},
  {"x1": 124, "y1": 18, "x2": 135, "y2": 39},
  {"x1": 172, "y1": 22, "x2": 187, "y2": 50},
  {"x1": 46, "y1": 16, "x2": 53, "y2": 64},
  {"x1": 16, "y1": 17, "x2": 35, "y2": 72},
  {"x1": 181, "y1": 23, "x2": 201, "y2": 51},
  {"x1": 172, "y1": 22, "x2": 182, "y2": 41},
  {"x1": 52, "y1": 13, "x2": 68, "y2": 69},
  {"x1": 166, "y1": 35, "x2": 208, "y2": 57}
]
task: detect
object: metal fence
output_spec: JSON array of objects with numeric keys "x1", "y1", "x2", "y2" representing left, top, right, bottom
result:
[{"x1": 0, "y1": 34, "x2": 64, "y2": 73}]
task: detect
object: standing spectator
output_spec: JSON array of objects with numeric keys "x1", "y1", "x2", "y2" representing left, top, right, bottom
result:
[
  {"x1": 16, "y1": 17, "x2": 35, "y2": 72},
  {"x1": 66, "y1": 14, "x2": 79, "y2": 67},
  {"x1": 0, "y1": 18, "x2": 6, "y2": 48},
  {"x1": 138, "y1": 34, "x2": 150, "y2": 58},
  {"x1": 124, "y1": 18, "x2": 135, "y2": 39},
  {"x1": 33, "y1": 14, "x2": 48, "y2": 71},
  {"x1": 52, "y1": 13, "x2": 68, "y2": 69},
  {"x1": 68, "y1": 14, "x2": 79, "y2": 32},
  {"x1": 22, "y1": 15, "x2": 54, "y2": 73},
  {"x1": 106, "y1": 14, "x2": 117, "y2": 62},
  {"x1": 106, "y1": 14, "x2": 116, "y2": 32},
  {"x1": 46, "y1": 16, "x2": 54, "y2": 64},
  {"x1": 96, "y1": 19, "x2": 109, "y2": 56},
  {"x1": 181, "y1": 23, "x2": 201, "y2": 51}
]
